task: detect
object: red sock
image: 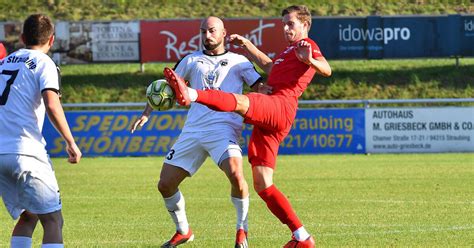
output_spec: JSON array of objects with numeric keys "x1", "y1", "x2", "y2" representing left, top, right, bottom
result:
[
  {"x1": 258, "y1": 184, "x2": 302, "y2": 232},
  {"x1": 195, "y1": 89, "x2": 237, "y2": 112}
]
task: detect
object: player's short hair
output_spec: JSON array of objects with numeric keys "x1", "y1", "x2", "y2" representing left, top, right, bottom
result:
[
  {"x1": 282, "y1": 5, "x2": 312, "y2": 28},
  {"x1": 22, "y1": 14, "x2": 54, "y2": 46}
]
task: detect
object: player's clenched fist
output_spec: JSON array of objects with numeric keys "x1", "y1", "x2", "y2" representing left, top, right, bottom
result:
[{"x1": 228, "y1": 34, "x2": 249, "y2": 47}]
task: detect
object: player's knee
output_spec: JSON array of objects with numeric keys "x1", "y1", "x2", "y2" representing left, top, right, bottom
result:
[
  {"x1": 253, "y1": 182, "x2": 264, "y2": 193},
  {"x1": 38, "y1": 211, "x2": 63, "y2": 229},
  {"x1": 157, "y1": 179, "x2": 176, "y2": 195},
  {"x1": 19, "y1": 211, "x2": 39, "y2": 224},
  {"x1": 234, "y1": 94, "x2": 250, "y2": 115},
  {"x1": 252, "y1": 178, "x2": 271, "y2": 193},
  {"x1": 228, "y1": 171, "x2": 246, "y2": 187}
]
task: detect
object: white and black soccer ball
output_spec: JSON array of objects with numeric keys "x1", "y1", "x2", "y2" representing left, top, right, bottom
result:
[{"x1": 146, "y1": 79, "x2": 175, "y2": 110}]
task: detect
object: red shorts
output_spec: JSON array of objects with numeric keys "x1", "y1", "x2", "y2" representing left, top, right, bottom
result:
[{"x1": 244, "y1": 93, "x2": 297, "y2": 169}]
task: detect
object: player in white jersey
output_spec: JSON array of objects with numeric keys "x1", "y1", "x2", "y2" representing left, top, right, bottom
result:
[
  {"x1": 131, "y1": 16, "x2": 270, "y2": 248},
  {"x1": 0, "y1": 14, "x2": 81, "y2": 248}
]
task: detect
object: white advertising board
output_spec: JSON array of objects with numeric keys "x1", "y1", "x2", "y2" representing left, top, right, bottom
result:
[
  {"x1": 91, "y1": 22, "x2": 140, "y2": 61},
  {"x1": 366, "y1": 107, "x2": 474, "y2": 153}
]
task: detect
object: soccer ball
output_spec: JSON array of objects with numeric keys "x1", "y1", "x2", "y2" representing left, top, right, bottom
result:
[{"x1": 146, "y1": 79, "x2": 175, "y2": 110}]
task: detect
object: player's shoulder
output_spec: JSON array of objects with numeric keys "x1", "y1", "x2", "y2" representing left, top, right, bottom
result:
[
  {"x1": 224, "y1": 50, "x2": 251, "y2": 63},
  {"x1": 185, "y1": 50, "x2": 205, "y2": 60},
  {"x1": 1, "y1": 49, "x2": 55, "y2": 69},
  {"x1": 174, "y1": 51, "x2": 202, "y2": 69},
  {"x1": 302, "y1": 38, "x2": 323, "y2": 56},
  {"x1": 27, "y1": 49, "x2": 56, "y2": 65},
  {"x1": 177, "y1": 51, "x2": 204, "y2": 64},
  {"x1": 303, "y1": 37, "x2": 318, "y2": 45}
]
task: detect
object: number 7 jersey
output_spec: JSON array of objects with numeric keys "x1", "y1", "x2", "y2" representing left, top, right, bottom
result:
[{"x1": 0, "y1": 49, "x2": 60, "y2": 156}]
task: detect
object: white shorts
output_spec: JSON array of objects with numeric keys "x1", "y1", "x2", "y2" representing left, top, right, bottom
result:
[
  {"x1": 164, "y1": 129, "x2": 242, "y2": 176},
  {"x1": 0, "y1": 154, "x2": 61, "y2": 220}
]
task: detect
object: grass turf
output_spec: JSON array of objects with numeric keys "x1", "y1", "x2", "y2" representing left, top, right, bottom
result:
[{"x1": 1, "y1": 154, "x2": 473, "y2": 247}]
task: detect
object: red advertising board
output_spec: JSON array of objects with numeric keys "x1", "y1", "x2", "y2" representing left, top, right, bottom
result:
[{"x1": 140, "y1": 18, "x2": 287, "y2": 63}]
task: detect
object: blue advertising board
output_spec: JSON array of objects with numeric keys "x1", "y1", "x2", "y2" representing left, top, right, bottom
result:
[
  {"x1": 311, "y1": 15, "x2": 474, "y2": 59},
  {"x1": 43, "y1": 110, "x2": 186, "y2": 157},
  {"x1": 43, "y1": 109, "x2": 366, "y2": 157},
  {"x1": 241, "y1": 109, "x2": 365, "y2": 154},
  {"x1": 461, "y1": 15, "x2": 474, "y2": 56}
]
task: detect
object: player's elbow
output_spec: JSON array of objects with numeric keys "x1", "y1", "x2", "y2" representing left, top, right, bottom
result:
[
  {"x1": 323, "y1": 68, "x2": 332, "y2": 77},
  {"x1": 44, "y1": 98, "x2": 60, "y2": 112},
  {"x1": 319, "y1": 67, "x2": 332, "y2": 77},
  {"x1": 264, "y1": 64, "x2": 273, "y2": 75}
]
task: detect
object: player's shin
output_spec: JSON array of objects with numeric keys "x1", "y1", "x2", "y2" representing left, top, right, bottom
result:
[
  {"x1": 10, "y1": 236, "x2": 32, "y2": 248},
  {"x1": 257, "y1": 185, "x2": 303, "y2": 232},
  {"x1": 231, "y1": 196, "x2": 249, "y2": 231},
  {"x1": 163, "y1": 191, "x2": 189, "y2": 234},
  {"x1": 195, "y1": 90, "x2": 237, "y2": 112}
]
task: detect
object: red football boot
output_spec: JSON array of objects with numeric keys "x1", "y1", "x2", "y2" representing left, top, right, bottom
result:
[
  {"x1": 163, "y1": 67, "x2": 191, "y2": 106},
  {"x1": 161, "y1": 229, "x2": 194, "y2": 247},
  {"x1": 235, "y1": 228, "x2": 248, "y2": 248},
  {"x1": 283, "y1": 236, "x2": 315, "y2": 248}
]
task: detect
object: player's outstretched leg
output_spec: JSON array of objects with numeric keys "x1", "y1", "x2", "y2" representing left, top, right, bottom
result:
[
  {"x1": 161, "y1": 229, "x2": 194, "y2": 248},
  {"x1": 163, "y1": 67, "x2": 191, "y2": 106}
]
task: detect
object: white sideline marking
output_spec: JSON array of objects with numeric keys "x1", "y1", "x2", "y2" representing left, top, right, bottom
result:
[
  {"x1": 57, "y1": 225, "x2": 473, "y2": 245},
  {"x1": 320, "y1": 225, "x2": 474, "y2": 237},
  {"x1": 65, "y1": 195, "x2": 474, "y2": 205}
]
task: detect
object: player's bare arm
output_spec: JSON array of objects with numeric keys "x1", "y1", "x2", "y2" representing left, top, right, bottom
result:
[
  {"x1": 130, "y1": 103, "x2": 153, "y2": 133},
  {"x1": 43, "y1": 90, "x2": 82, "y2": 163},
  {"x1": 229, "y1": 34, "x2": 273, "y2": 74},
  {"x1": 295, "y1": 40, "x2": 332, "y2": 77}
]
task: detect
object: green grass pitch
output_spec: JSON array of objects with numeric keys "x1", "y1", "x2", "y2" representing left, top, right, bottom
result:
[{"x1": 1, "y1": 154, "x2": 473, "y2": 247}]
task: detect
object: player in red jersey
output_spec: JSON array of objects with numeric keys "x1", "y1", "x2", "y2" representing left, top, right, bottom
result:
[
  {"x1": 163, "y1": 5, "x2": 331, "y2": 247},
  {"x1": 0, "y1": 42, "x2": 7, "y2": 59}
]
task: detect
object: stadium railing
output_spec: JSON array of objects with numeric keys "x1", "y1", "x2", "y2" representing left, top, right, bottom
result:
[{"x1": 62, "y1": 98, "x2": 474, "y2": 109}]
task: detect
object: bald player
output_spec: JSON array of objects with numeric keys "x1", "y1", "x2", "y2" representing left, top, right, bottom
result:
[{"x1": 131, "y1": 16, "x2": 266, "y2": 248}]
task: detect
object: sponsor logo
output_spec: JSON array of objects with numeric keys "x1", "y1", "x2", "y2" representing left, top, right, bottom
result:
[
  {"x1": 338, "y1": 24, "x2": 411, "y2": 44},
  {"x1": 160, "y1": 20, "x2": 276, "y2": 60},
  {"x1": 465, "y1": 19, "x2": 474, "y2": 32}
]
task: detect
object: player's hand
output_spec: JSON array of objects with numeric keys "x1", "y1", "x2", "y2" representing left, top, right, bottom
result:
[
  {"x1": 228, "y1": 34, "x2": 249, "y2": 47},
  {"x1": 66, "y1": 142, "x2": 82, "y2": 164},
  {"x1": 130, "y1": 115, "x2": 149, "y2": 134},
  {"x1": 295, "y1": 39, "x2": 312, "y2": 65},
  {"x1": 257, "y1": 82, "x2": 273, "y2": 95}
]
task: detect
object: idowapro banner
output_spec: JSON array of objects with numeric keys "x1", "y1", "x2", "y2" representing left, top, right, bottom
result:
[
  {"x1": 366, "y1": 107, "x2": 474, "y2": 153},
  {"x1": 311, "y1": 15, "x2": 474, "y2": 59}
]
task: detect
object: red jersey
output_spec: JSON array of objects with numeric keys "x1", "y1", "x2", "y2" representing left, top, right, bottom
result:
[
  {"x1": 267, "y1": 38, "x2": 323, "y2": 97},
  {"x1": 0, "y1": 43, "x2": 6, "y2": 59}
]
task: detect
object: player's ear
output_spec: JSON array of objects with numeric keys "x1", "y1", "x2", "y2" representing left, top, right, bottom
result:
[
  {"x1": 304, "y1": 21, "x2": 311, "y2": 32},
  {"x1": 223, "y1": 28, "x2": 227, "y2": 38},
  {"x1": 20, "y1": 33, "x2": 26, "y2": 45},
  {"x1": 48, "y1": 34, "x2": 55, "y2": 47}
]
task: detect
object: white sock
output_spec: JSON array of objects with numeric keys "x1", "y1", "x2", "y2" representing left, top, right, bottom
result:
[
  {"x1": 11, "y1": 236, "x2": 32, "y2": 248},
  {"x1": 293, "y1": 226, "x2": 310, "y2": 241},
  {"x1": 188, "y1": 87, "x2": 198, "y2": 102},
  {"x1": 41, "y1": 244, "x2": 64, "y2": 248},
  {"x1": 231, "y1": 196, "x2": 249, "y2": 232},
  {"x1": 164, "y1": 190, "x2": 189, "y2": 234}
]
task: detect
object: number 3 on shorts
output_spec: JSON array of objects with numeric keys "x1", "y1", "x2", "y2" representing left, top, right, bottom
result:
[{"x1": 166, "y1": 149, "x2": 175, "y2": 160}]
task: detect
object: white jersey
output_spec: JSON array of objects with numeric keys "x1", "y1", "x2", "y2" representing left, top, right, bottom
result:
[
  {"x1": 0, "y1": 49, "x2": 60, "y2": 156},
  {"x1": 175, "y1": 50, "x2": 261, "y2": 133}
]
